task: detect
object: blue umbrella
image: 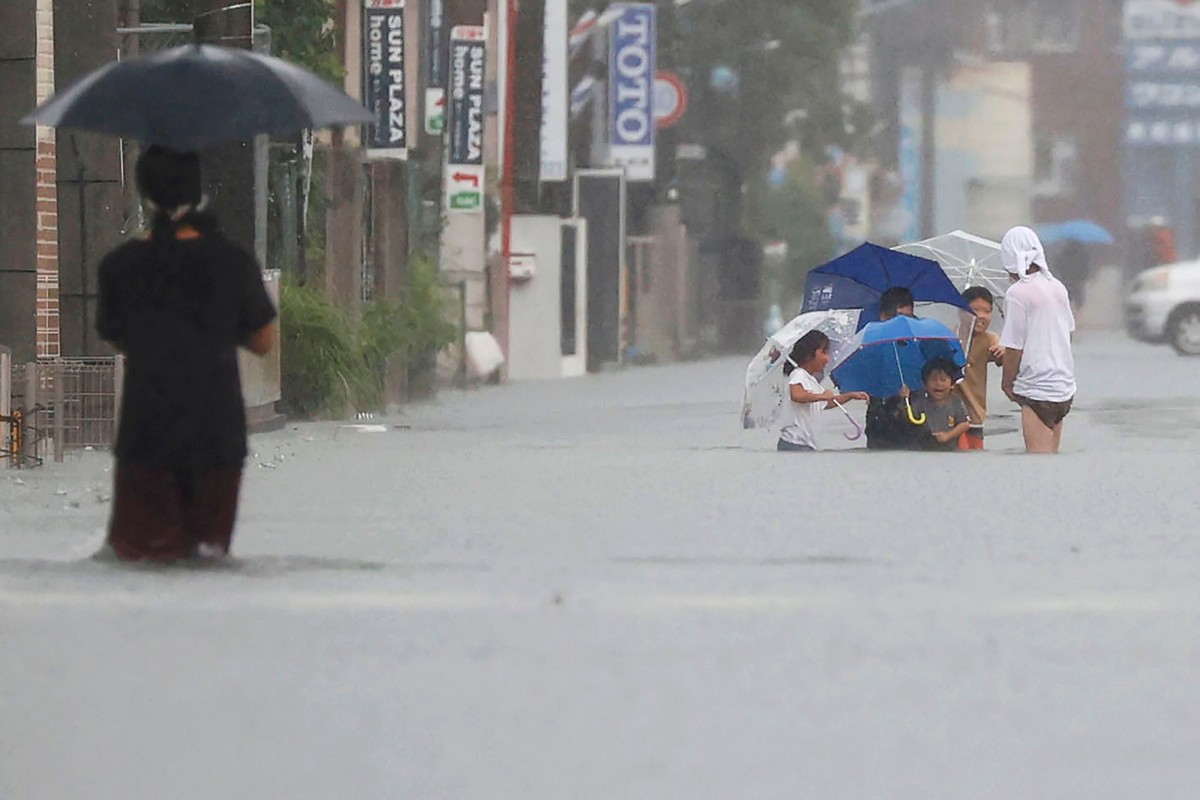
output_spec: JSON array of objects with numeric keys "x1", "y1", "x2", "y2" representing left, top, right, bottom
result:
[
  {"x1": 801, "y1": 242, "x2": 972, "y2": 327},
  {"x1": 1037, "y1": 219, "x2": 1115, "y2": 246},
  {"x1": 829, "y1": 315, "x2": 966, "y2": 398}
]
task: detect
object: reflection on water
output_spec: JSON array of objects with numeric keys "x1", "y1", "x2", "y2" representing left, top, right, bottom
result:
[{"x1": 0, "y1": 554, "x2": 491, "y2": 578}]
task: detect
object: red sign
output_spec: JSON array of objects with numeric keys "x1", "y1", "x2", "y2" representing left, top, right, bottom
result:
[{"x1": 654, "y1": 70, "x2": 688, "y2": 129}]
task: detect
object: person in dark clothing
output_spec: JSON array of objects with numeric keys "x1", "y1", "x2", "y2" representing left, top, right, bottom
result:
[
  {"x1": 96, "y1": 145, "x2": 277, "y2": 562},
  {"x1": 864, "y1": 287, "x2": 921, "y2": 450},
  {"x1": 1054, "y1": 239, "x2": 1090, "y2": 314}
]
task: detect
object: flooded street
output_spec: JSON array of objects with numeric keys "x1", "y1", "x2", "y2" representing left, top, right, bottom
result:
[{"x1": 3, "y1": 331, "x2": 1200, "y2": 799}]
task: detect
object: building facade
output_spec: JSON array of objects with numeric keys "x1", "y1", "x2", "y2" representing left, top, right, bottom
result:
[{"x1": 1, "y1": 0, "x2": 123, "y2": 363}]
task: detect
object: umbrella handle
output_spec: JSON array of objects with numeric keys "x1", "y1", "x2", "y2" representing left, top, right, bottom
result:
[
  {"x1": 893, "y1": 341, "x2": 927, "y2": 424},
  {"x1": 905, "y1": 397, "x2": 926, "y2": 426},
  {"x1": 832, "y1": 399, "x2": 864, "y2": 441}
]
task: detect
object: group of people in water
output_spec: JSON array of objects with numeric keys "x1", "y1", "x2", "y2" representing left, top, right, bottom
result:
[{"x1": 777, "y1": 226, "x2": 1078, "y2": 456}]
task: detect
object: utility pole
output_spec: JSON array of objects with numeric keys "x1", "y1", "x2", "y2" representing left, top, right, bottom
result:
[
  {"x1": 192, "y1": 1, "x2": 279, "y2": 430},
  {"x1": 193, "y1": 1, "x2": 258, "y2": 256},
  {"x1": 918, "y1": 49, "x2": 936, "y2": 240}
]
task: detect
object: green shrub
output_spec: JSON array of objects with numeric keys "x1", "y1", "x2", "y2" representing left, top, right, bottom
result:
[
  {"x1": 278, "y1": 283, "x2": 377, "y2": 418},
  {"x1": 279, "y1": 252, "x2": 457, "y2": 418}
]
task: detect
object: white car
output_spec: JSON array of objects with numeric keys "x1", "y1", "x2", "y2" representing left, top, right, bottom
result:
[{"x1": 1124, "y1": 260, "x2": 1200, "y2": 356}]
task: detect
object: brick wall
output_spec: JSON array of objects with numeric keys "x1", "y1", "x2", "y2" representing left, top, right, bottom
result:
[{"x1": 34, "y1": 0, "x2": 59, "y2": 360}]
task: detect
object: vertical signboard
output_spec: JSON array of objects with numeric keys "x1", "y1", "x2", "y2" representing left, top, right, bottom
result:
[
  {"x1": 1124, "y1": 0, "x2": 1200, "y2": 256},
  {"x1": 606, "y1": 3, "x2": 656, "y2": 182},
  {"x1": 446, "y1": 24, "x2": 486, "y2": 212},
  {"x1": 541, "y1": 1, "x2": 570, "y2": 182},
  {"x1": 1125, "y1": 1, "x2": 1200, "y2": 146},
  {"x1": 898, "y1": 67, "x2": 922, "y2": 245},
  {"x1": 425, "y1": 0, "x2": 447, "y2": 134},
  {"x1": 363, "y1": 0, "x2": 408, "y2": 158}
]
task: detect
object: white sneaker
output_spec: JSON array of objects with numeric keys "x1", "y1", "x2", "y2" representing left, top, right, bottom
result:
[{"x1": 194, "y1": 542, "x2": 228, "y2": 560}]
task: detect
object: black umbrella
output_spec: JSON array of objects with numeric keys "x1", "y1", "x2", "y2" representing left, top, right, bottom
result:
[{"x1": 22, "y1": 44, "x2": 373, "y2": 151}]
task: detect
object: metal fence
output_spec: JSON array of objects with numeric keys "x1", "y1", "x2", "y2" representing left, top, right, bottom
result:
[{"x1": 2, "y1": 350, "x2": 123, "y2": 468}]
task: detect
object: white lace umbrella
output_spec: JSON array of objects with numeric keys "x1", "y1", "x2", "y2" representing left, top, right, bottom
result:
[
  {"x1": 894, "y1": 230, "x2": 1008, "y2": 315},
  {"x1": 742, "y1": 309, "x2": 861, "y2": 431}
]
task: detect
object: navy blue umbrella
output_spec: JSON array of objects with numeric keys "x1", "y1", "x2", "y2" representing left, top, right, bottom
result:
[
  {"x1": 22, "y1": 44, "x2": 372, "y2": 151},
  {"x1": 801, "y1": 242, "x2": 973, "y2": 326}
]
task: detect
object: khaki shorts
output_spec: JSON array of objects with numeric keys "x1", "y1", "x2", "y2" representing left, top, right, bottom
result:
[{"x1": 1015, "y1": 394, "x2": 1074, "y2": 429}]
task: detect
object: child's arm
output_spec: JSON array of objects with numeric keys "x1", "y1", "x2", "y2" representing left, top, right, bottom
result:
[
  {"x1": 933, "y1": 419, "x2": 971, "y2": 444},
  {"x1": 790, "y1": 384, "x2": 834, "y2": 405},
  {"x1": 987, "y1": 332, "x2": 1005, "y2": 365},
  {"x1": 823, "y1": 391, "x2": 870, "y2": 409},
  {"x1": 1001, "y1": 348, "x2": 1023, "y2": 401}
]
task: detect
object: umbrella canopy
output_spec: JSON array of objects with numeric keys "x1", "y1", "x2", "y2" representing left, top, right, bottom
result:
[
  {"x1": 742, "y1": 310, "x2": 860, "y2": 430},
  {"x1": 829, "y1": 315, "x2": 965, "y2": 397},
  {"x1": 22, "y1": 44, "x2": 372, "y2": 151},
  {"x1": 893, "y1": 230, "x2": 1008, "y2": 309},
  {"x1": 1037, "y1": 219, "x2": 1115, "y2": 246},
  {"x1": 801, "y1": 242, "x2": 972, "y2": 327}
]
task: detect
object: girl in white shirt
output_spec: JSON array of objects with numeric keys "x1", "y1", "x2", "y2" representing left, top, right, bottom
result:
[{"x1": 779, "y1": 330, "x2": 869, "y2": 451}]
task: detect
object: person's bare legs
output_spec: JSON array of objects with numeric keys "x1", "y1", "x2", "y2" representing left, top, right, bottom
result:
[
  {"x1": 1051, "y1": 420, "x2": 1065, "y2": 453},
  {"x1": 1021, "y1": 406, "x2": 1057, "y2": 453}
]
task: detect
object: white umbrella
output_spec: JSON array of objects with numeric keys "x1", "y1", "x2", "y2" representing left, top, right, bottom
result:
[
  {"x1": 894, "y1": 230, "x2": 1008, "y2": 310},
  {"x1": 742, "y1": 309, "x2": 860, "y2": 431}
]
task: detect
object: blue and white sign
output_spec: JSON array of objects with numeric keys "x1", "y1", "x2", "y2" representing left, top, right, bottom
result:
[
  {"x1": 541, "y1": 0, "x2": 569, "y2": 182},
  {"x1": 1124, "y1": 1, "x2": 1200, "y2": 146},
  {"x1": 606, "y1": 3, "x2": 656, "y2": 182},
  {"x1": 897, "y1": 67, "x2": 922, "y2": 243}
]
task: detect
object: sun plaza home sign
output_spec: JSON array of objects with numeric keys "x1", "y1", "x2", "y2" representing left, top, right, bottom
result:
[
  {"x1": 449, "y1": 25, "x2": 486, "y2": 167},
  {"x1": 363, "y1": 0, "x2": 407, "y2": 157}
]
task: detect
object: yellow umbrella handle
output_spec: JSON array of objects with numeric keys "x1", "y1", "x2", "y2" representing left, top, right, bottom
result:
[{"x1": 905, "y1": 397, "x2": 926, "y2": 425}]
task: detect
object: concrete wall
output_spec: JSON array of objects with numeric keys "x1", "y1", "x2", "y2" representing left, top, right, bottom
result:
[
  {"x1": 238, "y1": 270, "x2": 282, "y2": 406},
  {"x1": 507, "y1": 214, "x2": 587, "y2": 381},
  {"x1": 507, "y1": 215, "x2": 562, "y2": 381},
  {"x1": 633, "y1": 204, "x2": 692, "y2": 362},
  {"x1": 935, "y1": 61, "x2": 1032, "y2": 240}
]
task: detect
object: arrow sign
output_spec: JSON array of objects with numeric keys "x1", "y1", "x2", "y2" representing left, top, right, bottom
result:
[{"x1": 446, "y1": 164, "x2": 484, "y2": 214}]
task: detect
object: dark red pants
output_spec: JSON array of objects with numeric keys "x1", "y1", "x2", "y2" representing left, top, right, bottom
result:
[{"x1": 107, "y1": 461, "x2": 243, "y2": 562}]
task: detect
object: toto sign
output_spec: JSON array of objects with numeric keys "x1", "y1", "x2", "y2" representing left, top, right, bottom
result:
[{"x1": 607, "y1": 3, "x2": 656, "y2": 182}]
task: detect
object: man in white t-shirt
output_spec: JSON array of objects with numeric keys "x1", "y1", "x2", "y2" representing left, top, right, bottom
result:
[{"x1": 998, "y1": 226, "x2": 1076, "y2": 454}]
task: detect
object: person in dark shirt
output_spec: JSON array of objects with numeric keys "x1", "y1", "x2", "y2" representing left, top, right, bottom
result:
[
  {"x1": 864, "y1": 286, "x2": 919, "y2": 450},
  {"x1": 96, "y1": 145, "x2": 277, "y2": 562}
]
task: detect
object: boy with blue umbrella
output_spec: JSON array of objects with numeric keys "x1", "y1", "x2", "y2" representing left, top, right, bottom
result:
[{"x1": 829, "y1": 287, "x2": 967, "y2": 450}]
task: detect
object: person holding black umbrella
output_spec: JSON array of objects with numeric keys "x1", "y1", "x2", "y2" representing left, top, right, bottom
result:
[{"x1": 95, "y1": 146, "x2": 277, "y2": 562}]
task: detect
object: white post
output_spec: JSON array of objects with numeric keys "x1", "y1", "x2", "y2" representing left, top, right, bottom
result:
[{"x1": 0, "y1": 346, "x2": 11, "y2": 467}]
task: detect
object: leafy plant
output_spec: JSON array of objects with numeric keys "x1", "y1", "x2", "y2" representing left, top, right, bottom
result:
[
  {"x1": 278, "y1": 281, "x2": 377, "y2": 418},
  {"x1": 279, "y1": 252, "x2": 456, "y2": 418},
  {"x1": 360, "y1": 251, "x2": 458, "y2": 385},
  {"x1": 137, "y1": 0, "x2": 340, "y2": 79}
]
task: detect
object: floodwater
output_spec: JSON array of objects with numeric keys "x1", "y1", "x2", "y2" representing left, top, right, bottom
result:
[{"x1": 2, "y1": 331, "x2": 1199, "y2": 799}]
